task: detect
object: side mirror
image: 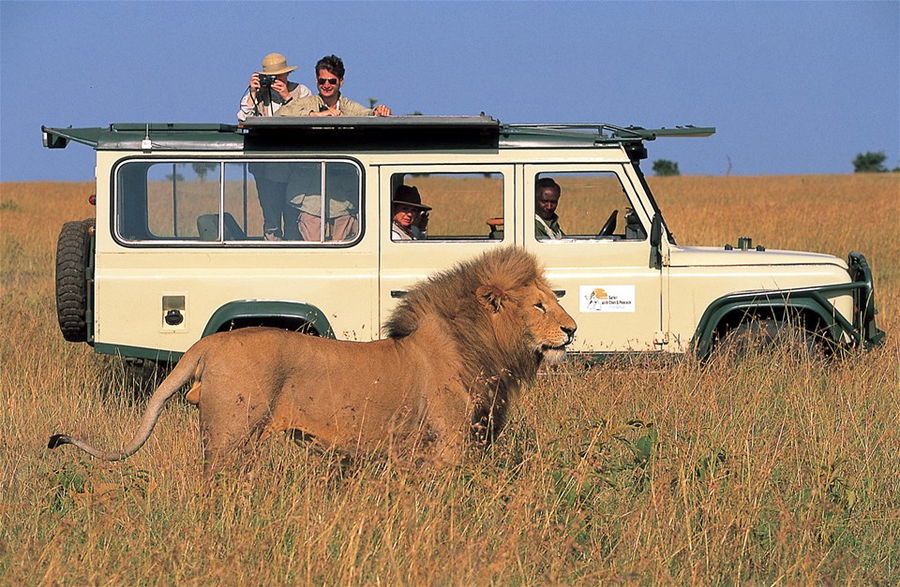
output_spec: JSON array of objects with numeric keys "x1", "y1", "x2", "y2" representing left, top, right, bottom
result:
[
  {"x1": 649, "y1": 214, "x2": 663, "y2": 269},
  {"x1": 649, "y1": 214, "x2": 662, "y2": 248}
]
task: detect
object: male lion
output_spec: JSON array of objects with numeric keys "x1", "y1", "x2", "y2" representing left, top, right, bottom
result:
[{"x1": 49, "y1": 247, "x2": 576, "y2": 468}]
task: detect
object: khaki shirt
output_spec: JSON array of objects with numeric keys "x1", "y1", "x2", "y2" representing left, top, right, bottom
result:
[
  {"x1": 278, "y1": 94, "x2": 374, "y2": 117},
  {"x1": 535, "y1": 213, "x2": 565, "y2": 240},
  {"x1": 288, "y1": 194, "x2": 356, "y2": 219}
]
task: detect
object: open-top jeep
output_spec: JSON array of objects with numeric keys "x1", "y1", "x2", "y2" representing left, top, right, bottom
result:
[{"x1": 43, "y1": 116, "x2": 884, "y2": 362}]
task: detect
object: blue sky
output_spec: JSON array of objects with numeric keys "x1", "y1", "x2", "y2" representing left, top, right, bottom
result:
[{"x1": 1, "y1": 1, "x2": 898, "y2": 181}]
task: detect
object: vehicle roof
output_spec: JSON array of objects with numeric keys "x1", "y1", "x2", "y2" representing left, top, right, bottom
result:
[{"x1": 41, "y1": 116, "x2": 714, "y2": 153}]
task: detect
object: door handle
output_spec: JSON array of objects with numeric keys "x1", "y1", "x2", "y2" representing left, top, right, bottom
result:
[
  {"x1": 553, "y1": 290, "x2": 566, "y2": 298},
  {"x1": 390, "y1": 290, "x2": 408, "y2": 298}
]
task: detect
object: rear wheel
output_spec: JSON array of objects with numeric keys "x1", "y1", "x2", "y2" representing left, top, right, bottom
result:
[{"x1": 55, "y1": 218, "x2": 94, "y2": 342}]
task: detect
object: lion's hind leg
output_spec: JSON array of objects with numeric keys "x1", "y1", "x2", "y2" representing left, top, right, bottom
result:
[{"x1": 196, "y1": 385, "x2": 275, "y2": 472}]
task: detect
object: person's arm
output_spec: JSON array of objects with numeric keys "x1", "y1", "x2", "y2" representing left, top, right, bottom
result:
[
  {"x1": 415, "y1": 211, "x2": 429, "y2": 237},
  {"x1": 238, "y1": 73, "x2": 262, "y2": 121},
  {"x1": 339, "y1": 97, "x2": 391, "y2": 117}
]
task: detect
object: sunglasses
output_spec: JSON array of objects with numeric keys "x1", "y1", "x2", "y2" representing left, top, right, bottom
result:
[{"x1": 317, "y1": 77, "x2": 339, "y2": 85}]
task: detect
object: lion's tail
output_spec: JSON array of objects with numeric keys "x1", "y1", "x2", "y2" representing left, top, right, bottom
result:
[{"x1": 48, "y1": 344, "x2": 206, "y2": 461}]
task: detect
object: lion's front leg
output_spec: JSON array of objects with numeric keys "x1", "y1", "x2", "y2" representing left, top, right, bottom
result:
[
  {"x1": 428, "y1": 434, "x2": 468, "y2": 467},
  {"x1": 420, "y1": 384, "x2": 472, "y2": 467}
]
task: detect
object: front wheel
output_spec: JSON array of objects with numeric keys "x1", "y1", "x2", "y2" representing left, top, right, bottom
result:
[{"x1": 716, "y1": 318, "x2": 822, "y2": 359}]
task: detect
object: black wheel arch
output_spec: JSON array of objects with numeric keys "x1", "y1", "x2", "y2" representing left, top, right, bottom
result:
[
  {"x1": 692, "y1": 290, "x2": 845, "y2": 358},
  {"x1": 201, "y1": 300, "x2": 336, "y2": 339}
]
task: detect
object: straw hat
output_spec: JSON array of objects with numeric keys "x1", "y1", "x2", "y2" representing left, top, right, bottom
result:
[
  {"x1": 392, "y1": 185, "x2": 431, "y2": 211},
  {"x1": 259, "y1": 53, "x2": 297, "y2": 75}
]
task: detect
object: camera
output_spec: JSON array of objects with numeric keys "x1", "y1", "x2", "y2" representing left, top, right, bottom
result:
[{"x1": 258, "y1": 74, "x2": 277, "y2": 88}]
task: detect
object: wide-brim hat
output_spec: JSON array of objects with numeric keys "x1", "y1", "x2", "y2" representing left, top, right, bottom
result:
[
  {"x1": 259, "y1": 52, "x2": 297, "y2": 75},
  {"x1": 392, "y1": 185, "x2": 431, "y2": 211}
]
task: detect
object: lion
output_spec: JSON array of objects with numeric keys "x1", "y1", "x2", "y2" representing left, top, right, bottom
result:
[{"x1": 49, "y1": 247, "x2": 577, "y2": 468}]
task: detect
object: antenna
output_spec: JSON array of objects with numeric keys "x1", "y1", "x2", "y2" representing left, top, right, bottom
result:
[{"x1": 141, "y1": 124, "x2": 152, "y2": 151}]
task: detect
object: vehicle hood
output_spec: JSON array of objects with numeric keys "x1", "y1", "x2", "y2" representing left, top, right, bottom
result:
[{"x1": 668, "y1": 246, "x2": 849, "y2": 269}]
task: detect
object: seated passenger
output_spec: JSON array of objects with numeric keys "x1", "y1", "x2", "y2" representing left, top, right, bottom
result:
[
  {"x1": 391, "y1": 185, "x2": 430, "y2": 241},
  {"x1": 277, "y1": 55, "x2": 391, "y2": 117},
  {"x1": 535, "y1": 177, "x2": 565, "y2": 240}
]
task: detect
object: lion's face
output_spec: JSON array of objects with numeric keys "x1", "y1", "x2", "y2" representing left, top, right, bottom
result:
[
  {"x1": 477, "y1": 280, "x2": 577, "y2": 365},
  {"x1": 519, "y1": 282, "x2": 577, "y2": 364}
]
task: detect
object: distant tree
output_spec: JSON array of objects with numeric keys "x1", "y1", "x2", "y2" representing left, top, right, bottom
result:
[
  {"x1": 164, "y1": 172, "x2": 184, "y2": 182},
  {"x1": 368, "y1": 97, "x2": 379, "y2": 109},
  {"x1": 192, "y1": 162, "x2": 217, "y2": 181},
  {"x1": 652, "y1": 159, "x2": 680, "y2": 176},
  {"x1": 852, "y1": 151, "x2": 888, "y2": 173}
]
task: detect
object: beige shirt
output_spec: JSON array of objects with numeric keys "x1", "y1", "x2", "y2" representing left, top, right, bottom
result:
[{"x1": 277, "y1": 94, "x2": 374, "y2": 117}]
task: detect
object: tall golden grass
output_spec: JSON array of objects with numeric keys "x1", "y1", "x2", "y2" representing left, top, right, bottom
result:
[{"x1": 1, "y1": 175, "x2": 898, "y2": 583}]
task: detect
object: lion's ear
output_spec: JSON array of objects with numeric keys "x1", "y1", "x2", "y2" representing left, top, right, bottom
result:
[{"x1": 476, "y1": 285, "x2": 508, "y2": 313}]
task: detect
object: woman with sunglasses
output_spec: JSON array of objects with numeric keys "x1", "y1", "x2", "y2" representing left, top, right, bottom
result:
[{"x1": 278, "y1": 55, "x2": 391, "y2": 117}]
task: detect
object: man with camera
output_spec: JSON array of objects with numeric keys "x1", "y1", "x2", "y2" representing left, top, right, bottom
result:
[
  {"x1": 237, "y1": 53, "x2": 312, "y2": 240},
  {"x1": 237, "y1": 52, "x2": 311, "y2": 121}
]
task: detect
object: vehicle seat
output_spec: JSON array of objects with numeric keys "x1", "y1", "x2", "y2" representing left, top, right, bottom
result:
[{"x1": 197, "y1": 213, "x2": 246, "y2": 241}]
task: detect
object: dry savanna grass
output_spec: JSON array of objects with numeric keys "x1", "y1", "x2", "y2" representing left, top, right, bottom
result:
[{"x1": 1, "y1": 174, "x2": 898, "y2": 583}]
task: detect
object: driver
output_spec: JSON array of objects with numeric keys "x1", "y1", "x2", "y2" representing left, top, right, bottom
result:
[{"x1": 535, "y1": 177, "x2": 565, "y2": 240}]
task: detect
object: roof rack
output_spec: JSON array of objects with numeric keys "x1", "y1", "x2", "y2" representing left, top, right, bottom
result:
[
  {"x1": 503, "y1": 123, "x2": 715, "y2": 142},
  {"x1": 41, "y1": 117, "x2": 714, "y2": 152}
]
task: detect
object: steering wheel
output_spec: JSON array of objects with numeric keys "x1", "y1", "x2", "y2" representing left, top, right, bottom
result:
[{"x1": 597, "y1": 209, "x2": 618, "y2": 237}]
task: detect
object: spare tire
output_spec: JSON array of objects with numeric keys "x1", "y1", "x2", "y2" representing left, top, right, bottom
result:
[{"x1": 56, "y1": 218, "x2": 95, "y2": 342}]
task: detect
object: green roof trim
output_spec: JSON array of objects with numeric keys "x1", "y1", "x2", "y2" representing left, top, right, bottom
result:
[{"x1": 42, "y1": 123, "x2": 243, "y2": 151}]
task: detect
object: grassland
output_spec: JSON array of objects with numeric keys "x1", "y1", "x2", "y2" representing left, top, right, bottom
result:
[{"x1": 1, "y1": 174, "x2": 898, "y2": 583}]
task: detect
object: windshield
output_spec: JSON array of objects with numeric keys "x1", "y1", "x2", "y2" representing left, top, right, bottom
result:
[{"x1": 632, "y1": 162, "x2": 676, "y2": 245}]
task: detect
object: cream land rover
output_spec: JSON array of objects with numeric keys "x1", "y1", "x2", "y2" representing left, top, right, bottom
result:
[{"x1": 43, "y1": 117, "x2": 884, "y2": 362}]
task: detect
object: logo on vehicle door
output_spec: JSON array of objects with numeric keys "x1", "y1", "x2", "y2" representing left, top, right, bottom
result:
[{"x1": 580, "y1": 285, "x2": 636, "y2": 313}]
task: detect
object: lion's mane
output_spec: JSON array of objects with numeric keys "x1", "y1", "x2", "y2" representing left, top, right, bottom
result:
[{"x1": 385, "y1": 247, "x2": 549, "y2": 442}]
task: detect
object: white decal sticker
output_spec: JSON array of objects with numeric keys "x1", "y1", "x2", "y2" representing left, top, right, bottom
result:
[{"x1": 580, "y1": 285, "x2": 636, "y2": 313}]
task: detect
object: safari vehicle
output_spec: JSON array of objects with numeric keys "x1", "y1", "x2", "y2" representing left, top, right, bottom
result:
[{"x1": 42, "y1": 117, "x2": 884, "y2": 362}]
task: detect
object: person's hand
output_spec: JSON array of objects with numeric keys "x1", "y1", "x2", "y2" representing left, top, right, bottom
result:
[
  {"x1": 372, "y1": 104, "x2": 392, "y2": 117},
  {"x1": 417, "y1": 211, "x2": 429, "y2": 232},
  {"x1": 272, "y1": 79, "x2": 290, "y2": 101},
  {"x1": 247, "y1": 73, "x2": 264, "y2": 104}
]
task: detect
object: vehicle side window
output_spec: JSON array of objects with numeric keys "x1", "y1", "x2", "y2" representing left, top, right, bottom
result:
[
  {"x1": 389, "y1": 172, "x2": 504, "y2": 241},
  {"x1": 115, "y1": 160, "x2": 361, "y2": 245},
  {"x1": 533, "y1": 171, "x2": 646, "y2": 241}
]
